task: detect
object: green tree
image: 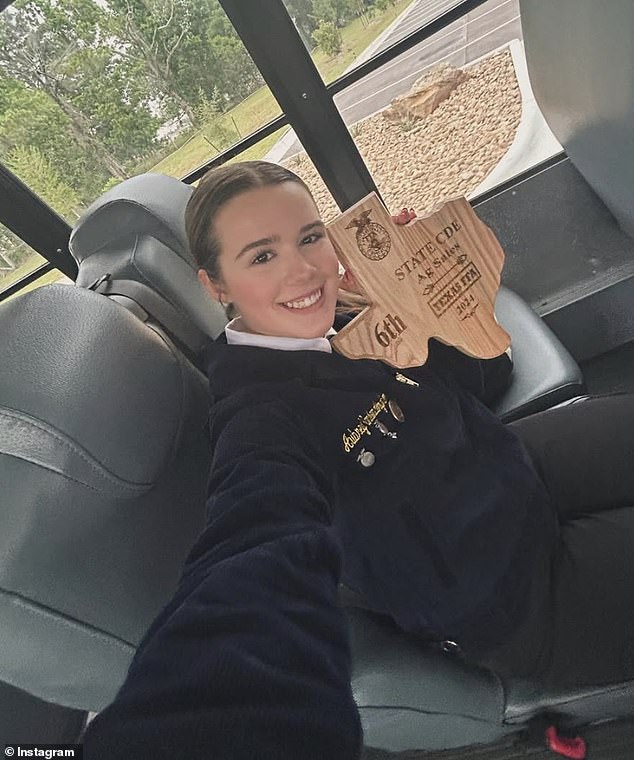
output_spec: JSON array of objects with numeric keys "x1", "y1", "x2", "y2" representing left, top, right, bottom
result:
[
  {"x1": 6, "y1": 145, "x2": 81, "y2": 221},
  {"x1": 312, "y1": 0, "x2": 358, "y2": 26},
  {"x1": 0, "y1": 0, "x2": 129, "y2": 178},
  {"x1": 103, "y1": 0, "x2": 200, "y2": 125},
  {"x1": 207, "y1": 32, "x2": 263, "y2": 107},
  {"x1": 312, "y1": 19, "x2": 343, "y2": 55},
  {"x1": 195, "y1": 90, "x2": 235, "y2": 152},
  {"x1": 101, "y1": 0, "x2": 263, "y2": 121},
  {"x1": 284, "y1": 0, "x2": 318, "y2": 46},
  {"x1": 0, "y1": 0, "x2": 165, "y2": 188},
  {"x1": 312, "y1": 0, "x2": 337, "y2": 24},
  {"x1": 211, "y1": 85, "x2": 225, "y2": 113},
  {"x1": 64, "y1": 46, "x2": 160, "y2": 164},
  {"x1": 0, "y1": 76, "x2": 106, "y2": 201}
]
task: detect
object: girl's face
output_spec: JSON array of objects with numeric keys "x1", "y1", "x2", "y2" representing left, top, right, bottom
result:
[{"x1": 198, "y1": 182, "x2": 341, "y2": 339}]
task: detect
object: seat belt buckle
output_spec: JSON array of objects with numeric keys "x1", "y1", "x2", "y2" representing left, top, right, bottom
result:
[{"x1": 545, "y1": 725, "x2": 587, "y2": 759}]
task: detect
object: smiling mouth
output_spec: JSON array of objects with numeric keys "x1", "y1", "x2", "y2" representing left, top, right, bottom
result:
[{"x1": 280, "y1": 287, "x2": 324, "y2": 310}]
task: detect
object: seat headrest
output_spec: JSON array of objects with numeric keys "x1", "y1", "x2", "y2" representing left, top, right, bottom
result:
[
  {"x1": 70, "y1": 173, "x2": 194, "y2": 266},
  {"x1": 69, "y1": 173, "x2": 228, "y2": 341}
]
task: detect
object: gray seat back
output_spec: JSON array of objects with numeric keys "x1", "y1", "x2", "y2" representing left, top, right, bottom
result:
[
  {"x1": 0, "y1": 284, "x2": 209, "y2": 711},
  {"x1": 0, "y1": 174, "x2": 225, "y2": 712},
  {"x1": 70, "y1": 173, "x2": 227, "y2": 351}
]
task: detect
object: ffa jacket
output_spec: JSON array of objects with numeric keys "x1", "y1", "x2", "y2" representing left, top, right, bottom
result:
[
  {"x1": 83, "y1": 331, "x2": 556, "y2": 759},
  {"x1": 204, "y1": 333, "x2": 557, "y2": 652},
  {"x1": 83, "y1": 363, "x2": 362, "y2": 759}
]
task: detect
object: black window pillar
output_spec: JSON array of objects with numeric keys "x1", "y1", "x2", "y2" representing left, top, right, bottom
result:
[
  {"x1": 0, "y1": 164, "x2": 76, "y2": 279},
  {"x1": 218, "y1": 0, "x2": 380, "y2": 210}
]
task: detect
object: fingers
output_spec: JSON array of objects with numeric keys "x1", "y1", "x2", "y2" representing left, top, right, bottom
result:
[
  {"x1": 340, "y1": 269, "x2": 362, "y2": 294},
  {"x1": 392, "y1": 207, "x2": 417, "y2": 225}
]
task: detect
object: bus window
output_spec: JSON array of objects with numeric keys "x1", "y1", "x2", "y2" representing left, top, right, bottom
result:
[
  {"x1": 0, "y1": 0, "x2": 285, "y2": 208},
  {"x1": 0, "y1": 223, "x2": 68, "y2": 299},
  {"x1": 283, "y1": 0, "x2": 424, "y2": 85},
  {"x1": 279, "y1": 0, "x2": 562, "y2": 217}
]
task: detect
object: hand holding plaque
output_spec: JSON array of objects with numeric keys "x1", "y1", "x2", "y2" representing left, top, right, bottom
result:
[{"x1": 327, "y1": 193, "x2": 510, "y2": 369}]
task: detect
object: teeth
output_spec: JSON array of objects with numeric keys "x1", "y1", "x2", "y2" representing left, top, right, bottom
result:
[{"x1": 283, "y1": 288, "x2": 322, "y2": 309}]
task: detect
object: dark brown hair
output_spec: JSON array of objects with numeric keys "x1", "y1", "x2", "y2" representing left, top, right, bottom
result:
[{"x1": 185, "y1": 160, "x2": 367, "y2": 313}]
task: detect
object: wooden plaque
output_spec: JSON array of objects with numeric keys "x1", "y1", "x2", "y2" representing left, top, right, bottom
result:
[{"x1": 327, "y1": 193, "x2": 510, "y2": 369}]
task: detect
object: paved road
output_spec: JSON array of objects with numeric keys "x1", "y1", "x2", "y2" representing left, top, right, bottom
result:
[{"x1": 275, "y1": 0, "x2": 521, "y2": 161}]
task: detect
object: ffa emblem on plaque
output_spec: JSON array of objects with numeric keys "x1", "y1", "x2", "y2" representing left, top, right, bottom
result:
[
  {"x1": 327, "y1": 193, "x2": 510, "y2": 369},
  {"x1": 346, "y1": 209, "x2": 391, "y2": 261}
]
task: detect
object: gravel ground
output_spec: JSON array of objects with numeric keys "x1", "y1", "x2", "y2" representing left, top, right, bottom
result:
[{"x1": 282, "y1": 48, "x2": 521, "y2": 222}]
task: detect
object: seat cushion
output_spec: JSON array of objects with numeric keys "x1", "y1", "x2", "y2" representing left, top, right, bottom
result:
[
  {"x1": 348, "y1": 607, "x2": 513, "y2": 751},
  {"x1": 348, "y1": 604, "x2": 634, "y2": 752}
]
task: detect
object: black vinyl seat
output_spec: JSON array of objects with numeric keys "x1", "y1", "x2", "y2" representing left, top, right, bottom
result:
[
  {"x1": 349, "y1": 605, "x2": 634, "y2": 752},
  {"x1": 0, "y1": 284, "x2": 210, "y2": 710},
  {"x1": 0, "y1": 173, "x2": 614, "y2": 753}
]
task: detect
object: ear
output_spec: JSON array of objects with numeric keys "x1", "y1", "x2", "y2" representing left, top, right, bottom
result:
[{"x1": 198, "y1": 269, "x2": 226, "y2": 304}]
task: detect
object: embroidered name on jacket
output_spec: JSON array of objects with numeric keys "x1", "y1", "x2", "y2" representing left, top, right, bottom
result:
[{"x1": 342, "y1": 393, "x2": 388, "y2": 453}]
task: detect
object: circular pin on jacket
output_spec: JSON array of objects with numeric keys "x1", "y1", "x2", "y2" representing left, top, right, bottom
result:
[
  {"x1": 357, "y1": 449, "x2": 375, "y2": 468},
  {"x1": 388, "y1": 399, "x2": 405, "y2": 423}
]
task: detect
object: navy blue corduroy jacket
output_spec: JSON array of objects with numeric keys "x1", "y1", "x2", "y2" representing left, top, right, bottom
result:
[
  {"x1": 83, "y1": 392, "x2": 362, "y2": 759},
  {"x1": 83, "y1": 336, "x2": 556, "y2": 758}
]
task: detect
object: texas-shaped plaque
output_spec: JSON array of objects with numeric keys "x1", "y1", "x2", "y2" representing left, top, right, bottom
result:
[{"x1": 327, "y1": 193, "x2": 510, "y2": 368}]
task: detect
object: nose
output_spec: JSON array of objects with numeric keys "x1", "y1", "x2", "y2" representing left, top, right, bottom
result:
[{"x1": 284, "y1": 246, "x2": 317, "y2": 283}]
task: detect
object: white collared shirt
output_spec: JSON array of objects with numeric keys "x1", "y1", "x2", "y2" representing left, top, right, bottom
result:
[
  {"x1": 225, "y1": 316, "x2": 512, "y2": 360},
  {"x1": 225, "y1": 316, "x2": 337, "y2": 354}
]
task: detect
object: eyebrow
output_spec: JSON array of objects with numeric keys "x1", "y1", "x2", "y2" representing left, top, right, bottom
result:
[{"x1": 235, "y1": 220, "x2": 325, "y2": 260}]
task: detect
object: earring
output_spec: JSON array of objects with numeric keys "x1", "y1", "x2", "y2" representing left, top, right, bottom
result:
[
  {"x1": 218, "y1": 296, "x2": 226, "y2": 308},
  {"x1": 338, "y1": 261, "x2": 345, "y2": 279}
]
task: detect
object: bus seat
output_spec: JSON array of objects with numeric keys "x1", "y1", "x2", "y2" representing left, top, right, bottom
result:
[
  {"x1": 71, "y1": 173, "x2": 228, "y2": 352},
  {"x1": 0, "y1": 283, "x2": 209, "y2": 710},
  {"x1": 0, "y1": 680, "x2": 87, "y2": 744},
  {"x1": 520, "y1": 0, "x2": 634, "y2": 239},
  {"x1": 492, "y1": 286, "x2": 585, "y2": 421},
  {"x1": 348, "y1": 605, "x2": 634, "y2": 752}
]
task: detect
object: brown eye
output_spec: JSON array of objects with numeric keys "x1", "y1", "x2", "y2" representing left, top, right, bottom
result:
[
  {"x1": 302, "y1": 232, "x2": 323, "y2": 245},
  {"x1": 252, "y1": 250, "x2": 275, "y2": 265}
]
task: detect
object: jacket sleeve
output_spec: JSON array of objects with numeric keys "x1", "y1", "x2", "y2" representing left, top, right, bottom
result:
[
  {"x1": 426, "y1": 338, "x2": 513, "y2": 407},
  {"x1": 82, "y1": 400, "x2": 363, "y2": 760}
]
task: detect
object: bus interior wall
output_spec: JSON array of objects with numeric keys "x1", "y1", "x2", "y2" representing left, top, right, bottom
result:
[{"x1": 474, "y1": 156, "x2": 634, "y2": 390}]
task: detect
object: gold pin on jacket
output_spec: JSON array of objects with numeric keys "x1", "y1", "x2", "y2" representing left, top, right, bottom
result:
[
  {"x1": 342, "y1": 393, "x2": 389, "y2": 453},
  {"x1": 395, "y1": 372, "x2": 419, "y2": 387},
  {"x1": 388, "y1": 399, "x2": 405, "y2": 423}
]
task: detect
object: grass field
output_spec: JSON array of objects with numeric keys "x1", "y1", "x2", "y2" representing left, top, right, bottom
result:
[
  {"x1": 151, "y1": 0, "x2": 413, "y2": 178},
  {"x1": 0, "y1": 253, "x2": 69, "y2": 300},
  {"x1": 314, "y1": 0, "x2": 413, "y2": 84}
]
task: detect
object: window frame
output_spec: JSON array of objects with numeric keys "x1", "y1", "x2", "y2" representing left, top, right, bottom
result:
[{"x1": 0, "y1": 0, "x2": 530, "y2": 301}]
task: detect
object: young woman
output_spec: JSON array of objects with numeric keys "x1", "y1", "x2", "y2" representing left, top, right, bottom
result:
[{"x1": 83, "y1": 161, "x2": 634, "y2": 759}]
